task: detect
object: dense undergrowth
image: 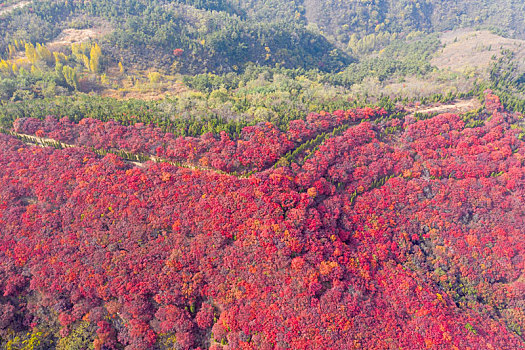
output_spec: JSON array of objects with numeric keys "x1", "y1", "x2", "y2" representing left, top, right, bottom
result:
[{"x1": 0, "y1": 91, "x2": 524, "y2": 349}]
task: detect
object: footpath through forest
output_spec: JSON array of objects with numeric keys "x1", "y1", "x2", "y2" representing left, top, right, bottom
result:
[
  {"x1": 5, "y1": 130, "x2": 227, "y2": 175},
  {"x1": 5, "y1": 97, "x2": 483, "y2": 177},
  {"x1": 405, "y1": 97, "x2": 481, "y2": 116}
]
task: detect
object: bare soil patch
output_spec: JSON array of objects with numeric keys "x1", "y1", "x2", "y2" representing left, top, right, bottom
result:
[
  {"x1": 405, "y1": 98, "x2": 482, "y2": 115},
  {"x1": 99, "y1": 68, "x2": 188, "y2": 101},
  {"x1": 47, "y1": 28, "x2": 107, "y2": 50},
  {"x1": 99, "y1": 83, "x2": 187, "y2": 101},
  {"x1": 0, "y1": 0, "x2": 30, "y2": 16},
  {"x1": 432, "y1": 29, "x2": 525, "y2": 73}
]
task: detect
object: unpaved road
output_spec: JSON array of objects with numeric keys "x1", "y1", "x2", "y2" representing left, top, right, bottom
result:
[
  {"x1": 6, "y1": 97, "x2": 483, "y2": 176},
  {"x1": 9, "y1": 132, "x2": 236, "y2": 176},
  {"x1": 405, "y1": 98, "x2": 482, "y2": 116}
]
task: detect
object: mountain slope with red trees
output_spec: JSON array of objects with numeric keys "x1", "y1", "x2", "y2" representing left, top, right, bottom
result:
[{"x1": 1, "y1": 92, "x2": 524, "y2": 349}]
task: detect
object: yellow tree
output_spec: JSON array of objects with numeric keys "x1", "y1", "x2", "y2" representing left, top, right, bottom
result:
[
  {"x1": 89, "y1": 43, "x2": 102, "y2": 73},
  {"x1": 63, "y1": 66, "x2": 79, "y2": 90},
  {"x1": 0, "y1": 60, "x2": 12, "y2": 75},
  {"x1": 55, "y1": 62, "x2": 64, "y2": 81},
  {"x1": 36, "y1": 43, "x2": 54, "y2": 66},
  {"x1": 8, "y1": 44, "x2": 16, "y2": 58},
  {"x1": 53, "y1": 52, "x2": 68, "y2": 65},
  {"x1": 71, "y1": 43, "x2": 81, "y2": 57},
  {"x1": 81, "y1": 54, "x2": 90, "y2": 71},
  {"x1": 71, "y1": 43, "x2": 91, "y2": 71},
  {"x1": 25, "y1": 43, "x2": 38, "y2": 64}
]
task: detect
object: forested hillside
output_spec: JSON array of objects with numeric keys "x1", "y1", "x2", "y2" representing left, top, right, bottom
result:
[
  {"x1": 302, "y1": 0, "x2": 525, "y2": 44},
  {"x1": 0, "y1": 0, "x2": 524, "y2": 105},
  {"x1": 1, "y1": 0, "x2": 525, "y2": 349},
  {"x1": 0, "y1": 0, "x2": 350, "y2": 74},
  {"x1": 1, "y1": 0, "x2": 525, "y2": 75},
  {"x1": 2, "y1": 89, "x2": 525, "y2": 349}
]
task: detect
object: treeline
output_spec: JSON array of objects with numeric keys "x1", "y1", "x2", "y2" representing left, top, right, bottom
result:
[
  {"x1": 0, "y1": 61, "x2": 485, "y2": 142},
  {"x1": 487, "y1": 50, "x2": 525, "y2": 114},
  {"x1": 0, "y1": 94, "x2": 254, "y2": 137}
]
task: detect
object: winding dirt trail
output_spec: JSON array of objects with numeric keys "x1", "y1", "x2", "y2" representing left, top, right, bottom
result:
[
  {"x1": 6, "y1": 98, "x2": 483, "y2": 177},
  {"x1": 405, "y1": 97, "x2": 482, "y2": 116},
  {"x1": 10, "y1": 131, "x2": 231, "y2": 175}
]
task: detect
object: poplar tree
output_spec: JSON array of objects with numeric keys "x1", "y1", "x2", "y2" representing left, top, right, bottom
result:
[
  {"x1": 25, "y1": 43, "x2": 38, "y2": 64},
  {"x1": 89, "y1": 43, "x2": 102, "y2": 73}
]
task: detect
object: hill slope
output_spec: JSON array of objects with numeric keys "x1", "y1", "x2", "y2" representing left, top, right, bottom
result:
[
  {"x1": 1, "y1": 0, "x2": 525, "y2": 75},
  {"x1": 1, "y1": 92, "x2": 524, "y2": 349}
]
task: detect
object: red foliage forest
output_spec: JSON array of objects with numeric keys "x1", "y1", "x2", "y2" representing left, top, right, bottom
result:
[
  {"x1": 1, "y1": 92, "x2": 524, "y2": 349},
  {"x1": 12, "y1": 106, "x2": 384, "y2": 174}
]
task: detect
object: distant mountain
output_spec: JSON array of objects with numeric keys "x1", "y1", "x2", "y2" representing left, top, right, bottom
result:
[
  {"x1": 238, "y1": 0, "x2": 525, "y2": 40},
  {"x1": 0, "y1": 0, "x2": 524, "y2": 74}
]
